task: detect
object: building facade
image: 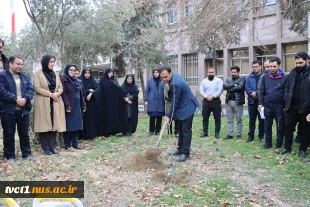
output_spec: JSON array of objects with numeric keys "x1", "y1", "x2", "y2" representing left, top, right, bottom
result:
[{"x1": 145, "y1": 0, "x2": 307, "y2": 104}]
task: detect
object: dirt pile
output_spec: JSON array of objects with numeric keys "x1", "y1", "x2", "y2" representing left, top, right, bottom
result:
[{"x1": 123, "y1": 148, "x2": 164, "y2": 171}]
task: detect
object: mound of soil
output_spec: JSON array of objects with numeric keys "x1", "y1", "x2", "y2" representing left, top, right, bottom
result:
[
  {"x1": 145, "y1": 148, "x2": 162, "y2": 161},
  {"x1": 122, "y1": 149, "x2": 164, "y2": 171}
]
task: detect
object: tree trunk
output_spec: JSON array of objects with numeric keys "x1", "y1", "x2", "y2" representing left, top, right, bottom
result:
[{"x1": 138, "y1": 68, "x2": 146, "y2": 112}]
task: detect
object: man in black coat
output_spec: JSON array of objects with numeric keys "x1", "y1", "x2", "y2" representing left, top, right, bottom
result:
[
  {"x1": 0, "y1": 56, "x2": 35, "y2": 163},
  {"x1": 281, "y1": 52, "x2": 310, "y2": 158},
  {"x1": 223, "y1": 66, "x2": 246, "y2": 140},
  {"x1": 0, "y1": 39, "x2": 9, "y2": 71}
]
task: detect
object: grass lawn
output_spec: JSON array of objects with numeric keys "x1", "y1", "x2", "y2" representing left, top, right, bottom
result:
[{"x1": 0, "y1": 113, "x2": 309, "y2": 207}]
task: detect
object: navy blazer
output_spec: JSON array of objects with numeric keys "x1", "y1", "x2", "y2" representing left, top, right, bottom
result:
[
  {"x1": 0, "y1": 70, "x2": 34, "y2": 115},
  {"x1": 167, "y1": 73, "x2": 199, "y2": 121}
]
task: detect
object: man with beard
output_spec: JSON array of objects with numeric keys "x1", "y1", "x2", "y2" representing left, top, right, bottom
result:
[
  {"x1": 0, "y1": 39, "x2": 9, "y2": 71},
  {"x1": 199, "y1": 67, "x2": 223, "y2": 138},
  {"x1": 245, "y1": 60, "x2": 264, "y2": 142},
  {"x1": 259, "y1": 57, "x2": 287, "y2": 149},
  {"x1": 160, "y1": 66, "x2": 199, "y2": 162},
  {"x1": 223, "y1": 66, "x2": 246, "y2": 140},
  {"x1": 281, "y1": 52, "x2": 310, "y2": 158}
]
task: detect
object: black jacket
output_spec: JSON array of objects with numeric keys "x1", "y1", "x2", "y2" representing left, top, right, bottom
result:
[
  {"x1": 223, "y1": 76, "x2": 246, "y2": 105},
  {"x1": 284, "y1": 65, "x2": 310, "y2": 113},
  {"x1": 1, "y1": 53, "x2": 9, "y2": 70},
  {"x1": 0, "y1": 70, "x2": 34, "y2": 115}
]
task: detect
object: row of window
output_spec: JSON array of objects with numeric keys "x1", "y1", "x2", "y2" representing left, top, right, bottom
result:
[
  {"x1": 166, "y1": 0, "x2": 277, "y2": 30},
  {"x1": 167, "y1": 43, "x2": 307, "y2": 86}
]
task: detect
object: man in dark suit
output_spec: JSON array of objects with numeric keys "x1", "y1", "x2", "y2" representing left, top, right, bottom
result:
[
  {"x1": 159, "y1": 66, "x2": 199, "y2": 162},
  {"x1": 0, "y1": 56, "x2": 35, "y2": 163}
]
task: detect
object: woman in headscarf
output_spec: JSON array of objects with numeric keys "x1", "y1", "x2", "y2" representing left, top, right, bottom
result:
[
  {"x1": 80, "y1": 68, "x2": 99, "y2": 139},
  {"x1": 33, "y1": 55, "x2": 66, "y2": 155},
  {"x1": 93, "y1": 68, "x2": 126, "y2": 137},
  {"x1": 60, "y1": 64, "x2": 86, "y2": 151},
  {"x1": 121, "y1": 74, "x2": 140, "y2": 136},
  {"x1": 144, "y1": 67, "x2": 165, "y2": 136}
]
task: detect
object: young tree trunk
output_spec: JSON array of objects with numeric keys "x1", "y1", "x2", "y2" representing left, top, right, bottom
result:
[{"x1": 138, "y1": 68, "x2": 146, "y2": 112}]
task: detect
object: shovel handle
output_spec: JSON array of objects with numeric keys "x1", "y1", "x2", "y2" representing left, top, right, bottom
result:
[{"x1": 156, "y1": 122, "x2": 167, "y2": 148}]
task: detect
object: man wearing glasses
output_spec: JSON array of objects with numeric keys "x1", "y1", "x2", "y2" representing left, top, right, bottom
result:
[
  {"x1": 0, "y1": 39, "x2": 9, "y2": 71},
  {"x1": 245, "y1": 60, "x2": 264, "y2": 143}
]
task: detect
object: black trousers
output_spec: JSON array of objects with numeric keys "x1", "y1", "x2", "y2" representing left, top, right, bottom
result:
[
  {"x1": 1, "y1": 111, "x2": 31, "y2": 159},
  {"x1": 284, "y1": 107, "x2": 310, "y2": 151},
  {"x1": 177, "y1": 114, "x2": 194, "y2": 156},
  {"x1": 168, "y1": 120, "x2": 179, "y2": 135},
  {"x1": 248, "y1": 100, "x2": 264, "y2": 138},
  {"x1": 202, "y1": 98, "x2": 221, "y2": 134},
  {"x1": 39, "y1": 131, "x2": 57, "y2": 151},
  {"x1": 149, "y1": 116, "x2": 162, "y2": 133},
  {"x1": 63, "y1": 131, "x2": 79, "y2": 148}
]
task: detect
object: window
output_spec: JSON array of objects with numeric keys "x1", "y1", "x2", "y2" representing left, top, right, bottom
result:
[
  {"x1": 265, "y1": 0, "x2": 276, "y2": 12},
  {"x1": 184, "y1": 0, "x2": 195, "y2": 16},
  {"x1": 216, "y1": 50, "x2": 224, "y2": 77},
  {"x1": 284, "y1": 43, "x2": 307, "y2": 72},
  {"x1": 231, "y1": 49, "x2": 249, "y2": 76},
  {"x1": 167, "y1": 4, "x2": 177, "y2": 29},
  {"x1": 256, "y1": 45, "x2": 277, "y2": 66},
  {"x1": 167, "y1": 55, "x2": 178, "y2": 72},
  {"x1": 183, "y1": 54, "x2": 198, "y2": 86},
  {"x1": 257, "y1": 0, "x2": 276, "y2": 12}
]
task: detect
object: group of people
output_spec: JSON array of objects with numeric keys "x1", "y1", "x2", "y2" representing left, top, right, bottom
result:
[
  {"x1": 2, "y1": 34, "x2": 309, "y2": 163},
  {"x1": 200, "y1": 52, "x2": 310, "y2": 159},
  {"x1": 0, "y1": 40, "x2": 142, "y2": 161}
]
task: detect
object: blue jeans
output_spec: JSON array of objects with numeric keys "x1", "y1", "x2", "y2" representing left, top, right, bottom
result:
[
  {"x1": 1, "y1": 111, "x2": 32, "y2": 159},
  {"x1": 264, "y1": 107, "x2": 284, "y2": 146}
]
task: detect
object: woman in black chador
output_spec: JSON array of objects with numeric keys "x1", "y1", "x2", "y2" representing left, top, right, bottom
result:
[
  {"x1": 121, "y1": 74, "x2": 140, "y2": 136},
  {"x1": 93, "y1": 68, "x2": 126, "y2": 137},
  {"x1": 80, "y1": 68, "x2": 99, "y2": 139}
]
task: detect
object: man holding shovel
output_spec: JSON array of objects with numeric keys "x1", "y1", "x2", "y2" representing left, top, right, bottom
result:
[{"x1": 159, "y1": 66, "x2": 199, "y2": 162}]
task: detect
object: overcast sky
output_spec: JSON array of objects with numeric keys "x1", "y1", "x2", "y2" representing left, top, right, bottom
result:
[{"x1": 0, "y1": 0, "x2": 30, "y2": 34}]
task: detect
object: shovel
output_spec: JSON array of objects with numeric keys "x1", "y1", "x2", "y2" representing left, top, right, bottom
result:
[{"x1": 155, "y1": 122, "x2": 167, "y2": 148}]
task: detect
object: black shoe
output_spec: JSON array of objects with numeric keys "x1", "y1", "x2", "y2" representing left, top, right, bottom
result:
[
  {"x1": 50, "y1": 149, "x2": 59, "y2": 154},
  {"x1": 200, "y1": 133, "x2": 208, "y2": 137},
  {"x1": 237, "y1": 135, "x2": 242, "y2": 140},
  {"x1": 127, "y1": 132, "x2": 132, "y2": 136},
  {"x1": 224, "y1": 135, "x2": 233, "y2": 140},
  {"x1": 175, "y1": 133, "x2": 179, "y2": 138},
  {"x1": 246, "y1": 137, "x2": 254, "y2": 142},
  {"x1": 280, "y1": 148, "x2": 291, "y2": 154},
  {"x1": 44, "y1": 150, "x2": 52, "y2": 155},
  {"x1": 299, "y1": 151, "x2": 307, "y2": 158},
  {"x1": 215, "y1": 133, "x2": 220, "y2": 139},
  {"x1": 155, "y1": 131, "x2": 159, "y2": 135},
  {"x1": 73, "y1": 146, "x2": 82, "y2": 150},
  {"x1": 168, "y1": 149, "x2": 181, "y2": 156},
  {"x1": 148, "y1": 132, "x2": 154, "y2": 136},
  {"x1": 262, "y1": 144, "x2": 272, "y2": 149},
  {"x1": 176, "y1": 154, "x2": 189, "y2": 162}
]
